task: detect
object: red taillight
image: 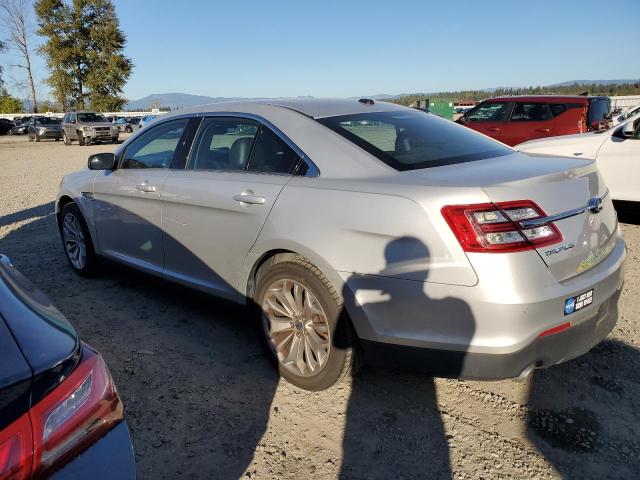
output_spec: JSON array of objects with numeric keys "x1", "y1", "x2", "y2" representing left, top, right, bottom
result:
[
  {"x1": 442, "y1": 200, "x2": 563, "y2": 253},
  {"x1": 0, "y1": 346, "x2": 123, "y2": 479},
  {"x1": 0, "y1": 414, "x2": 32, "y2": 480}
]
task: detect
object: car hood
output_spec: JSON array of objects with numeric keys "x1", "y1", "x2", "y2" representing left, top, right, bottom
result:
[{"x1": 516, "y1": 132, "x2": 609, "y2": 159}]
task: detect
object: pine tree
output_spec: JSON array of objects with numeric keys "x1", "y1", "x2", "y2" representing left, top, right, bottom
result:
[{"x1": 35, "y1": 0, "x2": 132, "y2": 111}]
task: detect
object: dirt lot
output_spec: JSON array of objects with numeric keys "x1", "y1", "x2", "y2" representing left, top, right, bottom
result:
[{"x1": 1, "y1": 134, "x2": 639, "y2": 479}]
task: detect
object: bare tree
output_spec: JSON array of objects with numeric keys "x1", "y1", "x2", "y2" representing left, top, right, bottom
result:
[{"x1": 0, "y1": 0, "x2": 37, "y2": 112}]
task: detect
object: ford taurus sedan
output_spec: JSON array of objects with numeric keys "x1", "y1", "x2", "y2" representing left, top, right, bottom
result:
[{"x1": 56, "y1": 99, "x2": 625, "y2": 391}]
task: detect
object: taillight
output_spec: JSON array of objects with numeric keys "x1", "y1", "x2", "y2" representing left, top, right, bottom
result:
[
  {"x1": 0, "y1": 414, "x2": 32, "y2": 480},
  {"x1": 442, "y1": 200, "x2": 562, "y2": 253},
  {"x1": 0, "y1": 345, "x2": 124, "y2": 479}
]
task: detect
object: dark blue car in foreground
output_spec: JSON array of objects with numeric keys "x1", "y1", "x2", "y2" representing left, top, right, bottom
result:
[{"x1": 0, "y1": 255, "x2": 135, "y2": 479}]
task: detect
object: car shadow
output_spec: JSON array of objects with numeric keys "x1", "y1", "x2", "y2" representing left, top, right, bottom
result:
[
  {"x1": 338, "y1": 237, "x2": 475, "y2": 479},
  {"x1": 525, "y1": 339, "x2": 640, "y2": 479},
  {"x1": 0, "y1": 201, "x2": 54, "y2": 228}
]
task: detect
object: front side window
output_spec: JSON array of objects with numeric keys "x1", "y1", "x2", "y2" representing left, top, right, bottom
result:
[
  {"x1": 318, "y1": 110, "x2": 512, "y2": 171},
  {"x1": 466, "y1": 102, "x2": 510, "y2": 122},
  {"x1": 121, "y1": 118, "x2": 189, "y2": 169},
  {"x1": 510, "y1": 103, "x2": 552, "y2": 122},
  {"x1": 190, "y1": 117, "x2": 259, "y2": 171}
]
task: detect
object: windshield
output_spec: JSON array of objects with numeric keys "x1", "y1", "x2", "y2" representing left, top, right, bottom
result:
[
  {"x1": 77, "y1": 112, "x2": 108, "y2": 123},
  {"x1": 317, "y1": 110, "x2": 512, "y2": 171},
  {"x1": 35, "y1": 117, "x2": 61, "y2": 125}
]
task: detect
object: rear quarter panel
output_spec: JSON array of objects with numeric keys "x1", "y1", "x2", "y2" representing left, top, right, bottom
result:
[{"x1": 250, "y1": 177, "x2": 485, "y2": 288}]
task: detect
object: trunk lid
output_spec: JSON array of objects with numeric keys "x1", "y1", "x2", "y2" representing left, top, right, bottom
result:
[
  {"x1": 0, "y1": 255, "x2": 80, "y2": 403},
  {"x1": 478, "y1": 155, "x2": 617, "y2": 282}
]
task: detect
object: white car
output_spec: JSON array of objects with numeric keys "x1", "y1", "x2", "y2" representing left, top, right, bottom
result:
[
  {"x1": 517, "y1": 112, "x2": 640, "y2": 202},
  {"x1": 613, "y1": 104, "x2": 640, "y2": 125}
]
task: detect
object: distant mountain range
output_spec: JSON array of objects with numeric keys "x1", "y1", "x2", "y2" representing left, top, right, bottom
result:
[{"x1": 125, "y1": 79, "x2": 639, "y2": 110}]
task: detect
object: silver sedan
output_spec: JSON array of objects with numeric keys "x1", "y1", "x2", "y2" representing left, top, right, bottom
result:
[{"x1": 56, "y1": 99, "x2": 625, "y2": 390}]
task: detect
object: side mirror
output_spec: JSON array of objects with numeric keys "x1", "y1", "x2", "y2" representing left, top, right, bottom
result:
[
  {"x1": 88, "y1": 153, "x2": 117, "y2": 170},
  {"x1": 621, "y1": 121, "x2": 636, "y2": 138}
]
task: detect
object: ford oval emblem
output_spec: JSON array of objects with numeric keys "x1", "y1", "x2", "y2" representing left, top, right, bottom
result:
[{"x1": 588, "y1": 196, "x2": 603, "y2": 214}]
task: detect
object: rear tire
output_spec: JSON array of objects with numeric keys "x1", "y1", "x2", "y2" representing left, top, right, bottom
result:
[
  {"x1": 254, "y1": 255, "x2": 358, "y2": 391},
  {"x1": 59, "y1": 202, "x2": 99, "y2": 277}
]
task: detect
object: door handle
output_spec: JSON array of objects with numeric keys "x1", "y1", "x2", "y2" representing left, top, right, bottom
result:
[
  {"x1": 136, "y1": 184, "x2": 157, "y2": 193},
  {"x1": 535, "y1": 128, "x2": 551, "y2": 133},
  {"x1": 487, "y1": 127, "x2": 501, "y2": 132},
  {"x1": 233, "y1": 193, "x2": 266, "y2": 205}
]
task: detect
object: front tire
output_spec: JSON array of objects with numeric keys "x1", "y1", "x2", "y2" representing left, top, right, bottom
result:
[
  {"x1": 63, "y1": 131, "x2": 71, "y2": 145},
  {"x1": 35, "y1": 133, "x2": 40, "y2": 142},
  {"x1": 77, "y1": 132, "x2": 85, "y2": 146},
  {"x1": 59, "y1": 202, "x2": 99, "y2": 276},
  {"x1": 255, "y1": 255, "x2": 357, "y2": 390}
]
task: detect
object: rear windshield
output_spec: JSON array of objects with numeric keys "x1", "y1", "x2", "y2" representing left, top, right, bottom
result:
[
  {"x1": 588, "y1": 98, "x2": 611, "y2": 125},
  {"x1": 77, "y1": 112, "x2": 107, "y2": 123},
  {"x1": 317, "y1": 111, "x2": 511, "y2": 171}
]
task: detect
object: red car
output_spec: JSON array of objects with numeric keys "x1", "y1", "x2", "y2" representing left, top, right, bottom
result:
[{"x1": 456, "y1": 95, "x2": 611, "y2": 146}]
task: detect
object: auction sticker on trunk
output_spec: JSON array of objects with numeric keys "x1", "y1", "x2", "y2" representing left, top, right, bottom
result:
[{"x1": 564, "y1": 289, "x2": 594, "y2": 315}]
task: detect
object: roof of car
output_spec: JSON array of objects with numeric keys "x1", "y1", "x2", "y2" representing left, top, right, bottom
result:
[
  {"x1": 486, "y1": 95, "x2": 604, "y2": 103},
  {"x1": 171, "y1": 98, "x2": 407, "y2": 119}
]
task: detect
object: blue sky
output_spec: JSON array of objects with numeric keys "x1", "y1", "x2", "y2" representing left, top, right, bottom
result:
[{"x1": 3, "y1": 0, "x2": 640, "y2": 101}]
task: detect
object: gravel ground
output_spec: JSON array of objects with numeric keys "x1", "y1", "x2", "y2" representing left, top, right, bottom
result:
[{"x1": 1, "y1": 134, "x2": 639, "y2": 479}]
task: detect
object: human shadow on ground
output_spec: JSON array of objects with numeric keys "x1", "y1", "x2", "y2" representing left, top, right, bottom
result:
[
  {"x1": 526, "y1": 339, "x2": 640, "y2": 479},
  {"x1": 338, "y1": 237, "x2": 476, "y2": 479}
]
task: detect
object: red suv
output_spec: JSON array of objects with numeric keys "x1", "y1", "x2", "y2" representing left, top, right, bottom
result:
[{"x1": 457, "y1": 95, "x2": 611, "y2": 146}]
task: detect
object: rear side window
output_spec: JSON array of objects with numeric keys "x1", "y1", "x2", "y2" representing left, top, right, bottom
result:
[
  {"x1": 121, "y1": 118, "x2": 189, "y2": 169},
  {"x1": 190, "y1": 117, "x2": 259, "y2": 171},
  {"x1": 190, "y1": 116, "x2": 301, "y2": 175},
  {"x1": 318, "y1": 110, "x2": 512, "y2": 171},
  {"x1": 510, "y1": 103, "x2": 552, "y2": 122},
  {"x1": 549, "y1": 104, "x2": 567, "y2": 117},
  {"x1": 247, "y1": 127, "x2": 300, "y2": 174},
  {"x1": 466, "y1": 102, "x2": 510, "y2": 122}
]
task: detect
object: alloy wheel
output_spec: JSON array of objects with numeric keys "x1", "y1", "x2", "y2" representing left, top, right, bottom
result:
[
  {"x1": 62, "y1": 213, "x2": 87, "y2": 270},
  {"x1": 261, "y1": 279, "x2": 331, "y2": 377}
]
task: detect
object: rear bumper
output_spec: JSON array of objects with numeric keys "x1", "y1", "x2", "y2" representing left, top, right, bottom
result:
[
  {"x1": 50, "y1": 421, "x2": 136, "y2": 479},
  {"x1": 340, "y1": 233, "x2": 625, "y2": 380},
  {"x1": 360, "y1": 284, "x2": 621, "y2": 379}
]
